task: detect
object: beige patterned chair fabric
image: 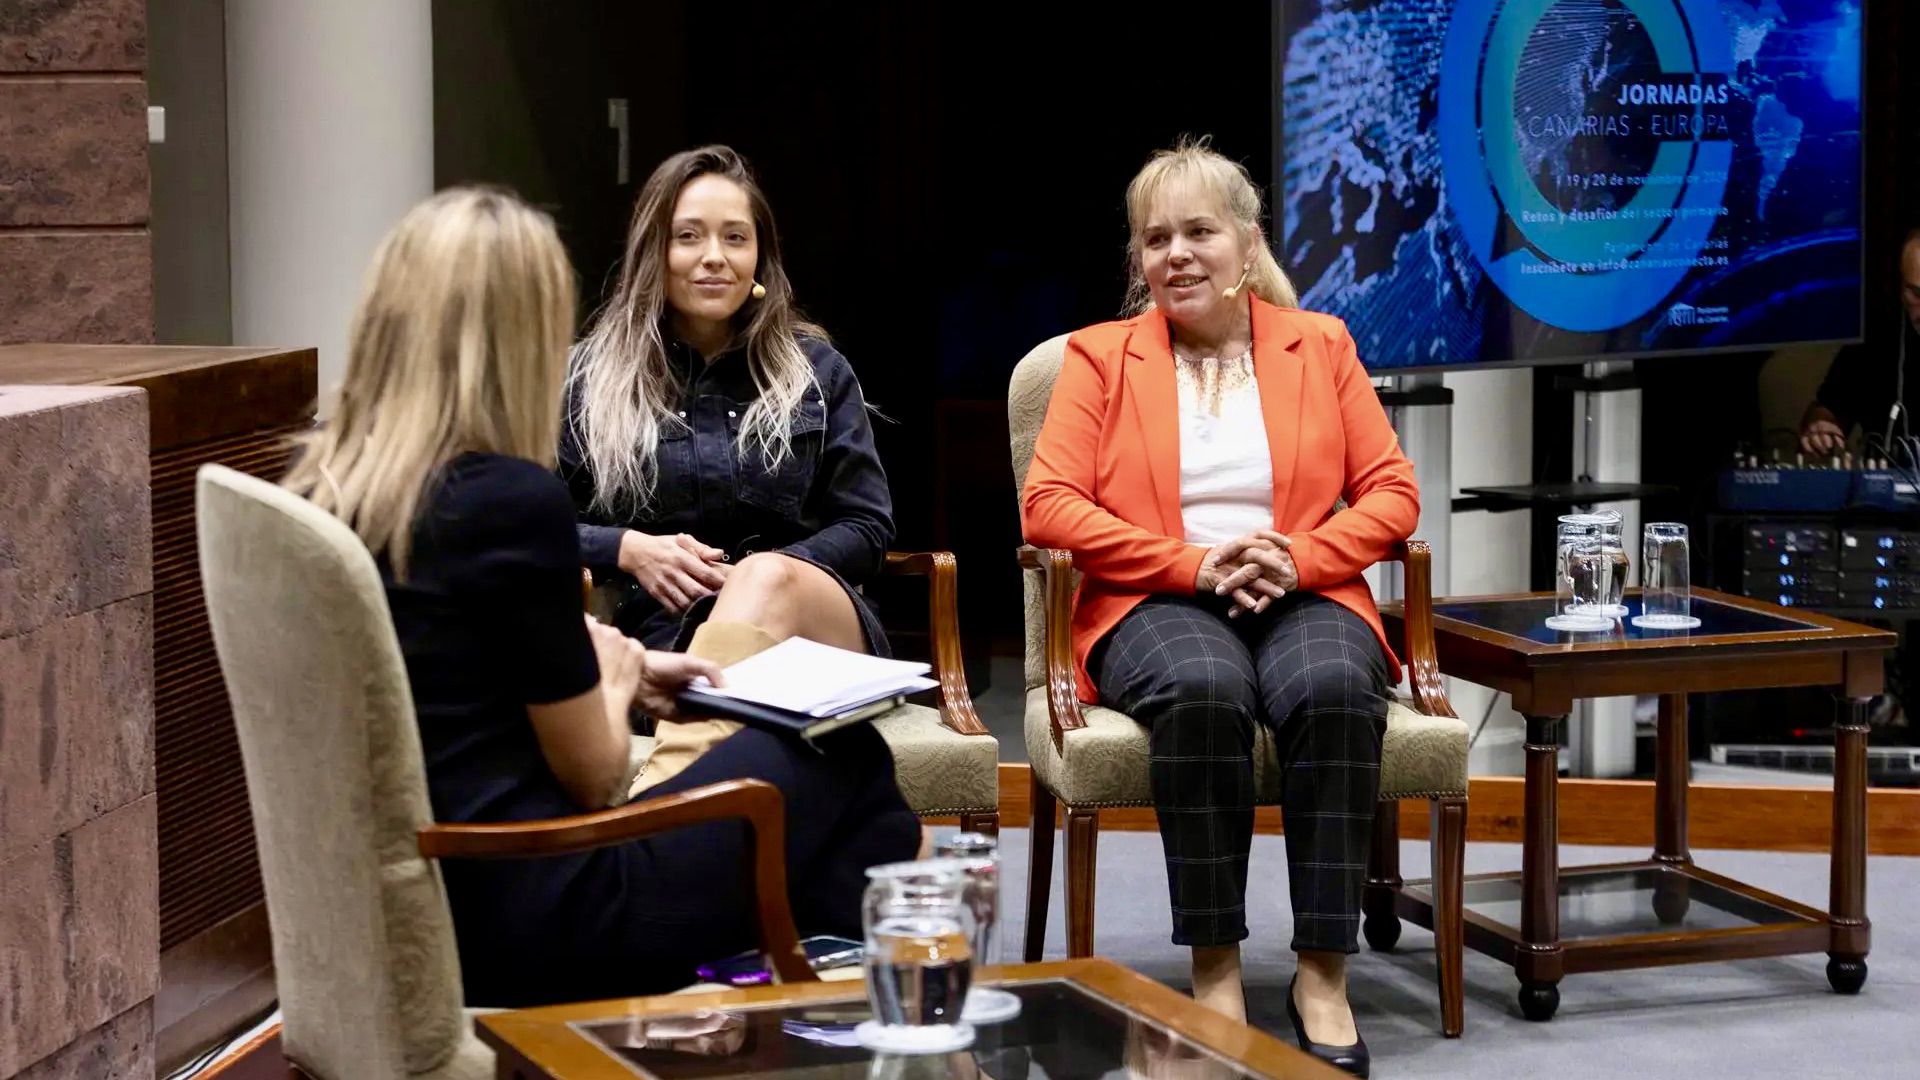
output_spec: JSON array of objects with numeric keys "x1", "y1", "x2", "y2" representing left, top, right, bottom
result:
[
  {"x1": 872, "y1": 705, "x2": 1001, "y2": 815},
  {"x1": 1009, "y1": 335, "x2": 1073, "y2": 691},
  {"x1": 1023, "y1": 692, "x2": 1467, "y2": 806},
  {"x1": 197, "y1": 465, "x2": 490, "y2": 1080},
  {"x1": 1006, "y1": 336, "x2": 1469, "y2": 806}
]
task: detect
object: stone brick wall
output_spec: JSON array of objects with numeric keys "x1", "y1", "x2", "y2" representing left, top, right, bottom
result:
[
  {"x1": 0, "y1": 0, "x2": 153, "y2": 344},
  {"x1": 0, "y1": 384, "x2": 157, "y2": 1079}
]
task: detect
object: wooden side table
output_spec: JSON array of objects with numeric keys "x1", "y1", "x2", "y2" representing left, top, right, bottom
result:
[{"x1": 1378, "y1": 588, "x2": 1894, "y2": 1020}]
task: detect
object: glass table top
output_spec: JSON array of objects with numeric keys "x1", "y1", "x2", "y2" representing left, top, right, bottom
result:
[
  {"x1": 1433, "y1": 593, "x2": 1823, "y2": 646},
  {"x1": 570, "y1": 978, "x2": 1262, "y2": 1080},
  {"x1": 1457, "y1": 866, "x2": 1813, "y2": 941}
]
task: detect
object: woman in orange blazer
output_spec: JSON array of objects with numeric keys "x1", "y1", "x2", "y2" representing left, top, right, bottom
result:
[{"x1": 1022, "y1": 140, "x2": 1417, "y2": 1078}]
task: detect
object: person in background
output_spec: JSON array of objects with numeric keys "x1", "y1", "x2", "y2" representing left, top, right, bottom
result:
[
  {"x1": 1021, "y1": 140, "x2": 1418, "y2": 1078},
  {"x1": 283, "y1": 187, "x2": 917, "y2": 1006},
  {"x1": 1801, "y1": 228, "x2": 1920, "y2": 457},
  {"x1": 563, "y1": 144, "x2": 896, "y2": 791}
]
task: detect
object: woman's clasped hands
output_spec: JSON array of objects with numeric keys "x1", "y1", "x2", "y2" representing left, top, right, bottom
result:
[
  {"x1": 1195, "y1": 528, "x2": 1298, "y2": 618},
  {"x1": 618, "y1": 529, "x2": 732, "y2": 612}
]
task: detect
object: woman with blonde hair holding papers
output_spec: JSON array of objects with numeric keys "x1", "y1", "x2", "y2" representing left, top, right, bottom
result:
[
  {"x1": 285, "y1": 187, "x2": 917, "y2": 1007},
  {"x1": 1021, "y1": 140, "x2": 1417, "y2": 1077},
  {"x1": 564, "y1": 144, "x2": 896, "y2": 790}
]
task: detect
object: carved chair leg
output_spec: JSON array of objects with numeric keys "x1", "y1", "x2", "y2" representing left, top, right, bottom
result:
[
  {"x1": 1065, "y1": 807, "x2": 1100, "y2": 959},
  {"x1": 1432, "y1": 797, "x2": 1467, "y2": 1038},
  {"x1": 1024, "y1": 772, "x2": 1057, "y2": 962},
  {"x1": 960, "y1": 812, "x2": 1000, "y2": 837},
  {"x1": 1362, "y1": 799, "x2": 1404, "y2": 951}
]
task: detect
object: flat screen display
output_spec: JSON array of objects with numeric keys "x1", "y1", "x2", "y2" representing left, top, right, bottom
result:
[{"x1": 1276, "y1": 0, "x2": 1865, "y2": 371}]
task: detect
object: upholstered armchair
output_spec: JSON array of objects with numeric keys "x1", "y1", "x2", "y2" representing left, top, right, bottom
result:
[
  {"x1": 1008, "y1": 335, "x2": 1470, "y2": 1037},
  {"x1": 589, "y1": 552, "x2": 1002, "y2": 833},
  {"x1": 196, "y1": 465, "x2": 818, "y2": 1080}
]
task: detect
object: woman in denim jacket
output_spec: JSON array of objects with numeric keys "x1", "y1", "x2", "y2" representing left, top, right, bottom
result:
[{"x1": 561, "y1": 144, "x2": 897, "y2": 791}]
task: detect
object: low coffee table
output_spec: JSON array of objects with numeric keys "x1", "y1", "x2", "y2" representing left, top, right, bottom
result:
[
  {"x1": 476, "y1": 958, "x2": 1348, "y2": 1079},
  {"x1": 1378, "y1": 588, "x2": 1895, "y2": 1021}
]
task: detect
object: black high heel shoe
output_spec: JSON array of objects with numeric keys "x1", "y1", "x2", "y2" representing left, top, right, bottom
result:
[{"x1": 1286, "y1": 976, "x2": 1369, "y2": 1078}]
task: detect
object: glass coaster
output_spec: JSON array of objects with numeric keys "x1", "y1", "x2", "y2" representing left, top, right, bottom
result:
[
  {"x1": 1562, "y1": 603, "x2": 1630, "y2": 619},
  {"x1": 1630, "y1": 614, "x2": 1702, "y2": 630},
  {"x1": 853, "y1": 1020, "x2": 975, "y2": 1055},
  {"x1": 1545, "y1": 613, "x2": 1613, "y2": 631},
  {"x1": 960, "y1": 987, "x2": 1021, "y2": 1025}
]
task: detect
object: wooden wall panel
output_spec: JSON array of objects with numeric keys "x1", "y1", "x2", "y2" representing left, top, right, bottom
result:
[
  {"x1": 978, "y1": 764, "x2": 1920, "y2": 856},
  {"x1": 151, "y1": 427, "x2": 302, "y2": 950}
]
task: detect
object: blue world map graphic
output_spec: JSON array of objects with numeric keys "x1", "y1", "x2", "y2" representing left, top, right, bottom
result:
[{"x1": 1279, "y1": 0, "x2": 1863, "y2": 370}]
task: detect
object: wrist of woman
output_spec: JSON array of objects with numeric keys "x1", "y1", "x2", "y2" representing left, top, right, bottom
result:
[
  {"x1": 617, "y1": 529, "x2": 652, "y2": 574},
  {"x1": 601, "y1": 679, "x2": 638, "y2": 722}
]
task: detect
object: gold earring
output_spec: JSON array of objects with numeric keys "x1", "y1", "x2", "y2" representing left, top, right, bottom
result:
[{"x1": 750, "y1": 282, "x2": 767, "y2": 299}]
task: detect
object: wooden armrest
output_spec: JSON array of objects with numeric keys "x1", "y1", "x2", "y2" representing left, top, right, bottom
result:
[
  {"x1": 1386, "y1": 539, "x2": 1456, "y2": 718},
  {"x1": 1016, "y1": 545, "x2": 1086, "y2": 750},
  {"x1": 417, "y1": 778, "x2": 814, "y2": 983},
  {"x1": 881, "y1": 551, "x2": 988, "y2": 736}
]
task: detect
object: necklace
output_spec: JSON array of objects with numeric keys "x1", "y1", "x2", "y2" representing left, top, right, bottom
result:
[
  {"x1": 1172, "y1": 346, "x2": 1252, "y2": 365},
  {"x1": 1174, "y1": 348, "x2": 1253, "y2": 417}
]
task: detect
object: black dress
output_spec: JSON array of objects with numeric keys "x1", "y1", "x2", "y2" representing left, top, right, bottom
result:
[
  {"x1": 560, "y1": 336, "x2": 894, "y2": 654},
  {"x1": 381, "y1": 452, "x2": 918, "y2": 1007}
]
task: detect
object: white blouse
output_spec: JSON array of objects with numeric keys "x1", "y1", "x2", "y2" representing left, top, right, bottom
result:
[{"x1": 1175, "y1": 350, "x2": 1273, "y2": 545}]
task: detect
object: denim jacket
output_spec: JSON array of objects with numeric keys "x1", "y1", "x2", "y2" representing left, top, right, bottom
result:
[{"x1": 559, "y1": 335, "x2": 895, "y2": 596}]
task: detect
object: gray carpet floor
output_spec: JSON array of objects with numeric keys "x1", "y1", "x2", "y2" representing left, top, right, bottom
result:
[{"x1": 980, "y1": 826, "x2": 1920, "y2": 1079}]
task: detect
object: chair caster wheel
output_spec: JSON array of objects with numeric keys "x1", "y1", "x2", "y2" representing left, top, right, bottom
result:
[
  {"x1": 1518, "y1": 982, "x2": 1560, "y2": 1021},
  {"x1": 1827, "y1": 956, "x2": 1867, "y2": 994},
  {"x1": 1362, "y1": 910, "x2": 1402, "y2": 952}
]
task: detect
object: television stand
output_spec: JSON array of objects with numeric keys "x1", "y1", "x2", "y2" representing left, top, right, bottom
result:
[
  {"x1": 1451, "y1": 480, "x2": 1677, "y2": 514},
  {"x1": 1377, "y1": 372, "x2": 1455, "y2": 603}
]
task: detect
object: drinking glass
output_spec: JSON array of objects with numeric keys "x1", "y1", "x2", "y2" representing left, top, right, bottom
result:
[
  {"x1": 1592, "y1": 511, "x2": 1630, "y2": 616},
  {"x1": 856, "y1": 860, "x2": 976, "y2": 1054},
  {"x1": 1548, "y1": 525, "x2": 1613, "y2": 631},
  {"x1": 932, "y1": 833, "x2": 1021, "y2": 1024},
  {"x1": 1556, "y1": 512, "x2": 1627, "y2": 613},
  {"x1": 1635, "y1": 523, "x2": 1698, "y2": 629}
]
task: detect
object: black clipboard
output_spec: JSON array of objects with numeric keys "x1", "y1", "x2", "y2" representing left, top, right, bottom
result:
[{"x1": 673, "y1": 688, "x2": 905, "y2": 743}]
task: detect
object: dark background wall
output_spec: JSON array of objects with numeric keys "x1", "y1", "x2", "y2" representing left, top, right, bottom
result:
[
  {"x1": 432, "y1": 0, "x2": 1917, "y2": 654},
  {"x1": 1635, "y1": 0, "x2": 1916, "y2": 534},
  {"x1": 148, "y1": 0, "x2": 232, "y2": 346},
  {"x1": 433, "y1": 0, "x2": 1274, "y2": 653}
]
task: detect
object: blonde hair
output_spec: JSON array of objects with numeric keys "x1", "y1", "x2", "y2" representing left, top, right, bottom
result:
[
  {"x1": 283, "y1": 186, "x2": 577, "y2": 578},
  {"x1": 1123, "y1": 137, "x2": 1298, "y2": 315},
  {"x1": 569, "y1": 145, "x2": 822, "y2": 516}
]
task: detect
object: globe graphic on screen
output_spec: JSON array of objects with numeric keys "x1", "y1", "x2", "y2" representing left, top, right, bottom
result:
[
  {"x1": 1279, "y1": 0, "x2": 1863, "y2": 368},
  {"x1": 1512, "y1": 0, "x2": 1661, "y2": 217}
]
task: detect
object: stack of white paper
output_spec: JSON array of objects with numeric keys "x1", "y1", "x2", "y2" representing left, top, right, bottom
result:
[{"x1": 691, "y1": 636, "x2": 938, "y2": 717}]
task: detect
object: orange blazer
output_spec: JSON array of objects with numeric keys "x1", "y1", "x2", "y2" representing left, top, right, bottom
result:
[{"x1": 1021, "y1": 297, "x2": 1419, "y2": 702}]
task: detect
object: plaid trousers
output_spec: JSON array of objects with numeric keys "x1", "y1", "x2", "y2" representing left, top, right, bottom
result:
[{"x1": 1092, "y1": 592, "x2": 1389, "y2": 952}]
